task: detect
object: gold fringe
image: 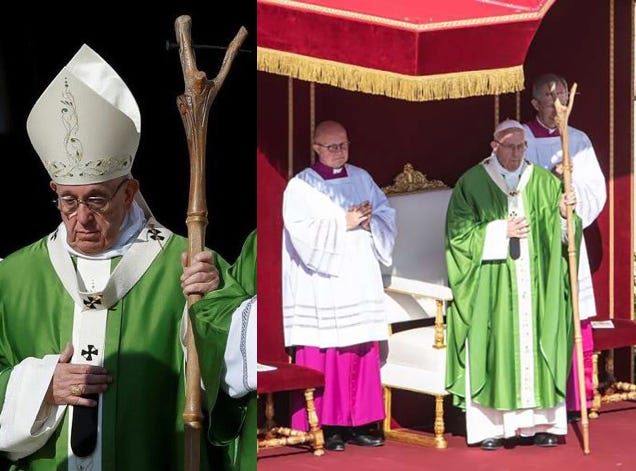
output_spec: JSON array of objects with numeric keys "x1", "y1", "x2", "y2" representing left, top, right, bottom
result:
[{"x1": 258, "y1": 47, "x2": 525, "y2": 102}]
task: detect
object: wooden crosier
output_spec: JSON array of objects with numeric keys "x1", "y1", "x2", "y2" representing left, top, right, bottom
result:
[
  {"x1": 552, "y1": 81, "x2": 590, "y2": 455},
  {"x1": 174, "y1": 15, "x2": 248, "y2": 471}
]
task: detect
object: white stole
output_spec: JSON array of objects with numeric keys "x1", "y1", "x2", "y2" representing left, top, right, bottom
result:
[
  {"x1": 47, "y1": 219, "x2": 172, "y2": 469},
  {"x1": 482, "y1": 157, "x2": 536, "y2": 408}
]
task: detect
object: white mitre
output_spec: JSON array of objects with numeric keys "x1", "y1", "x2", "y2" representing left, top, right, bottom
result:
[
  {"x1": 494, "y1": 118, "x2": 525, "y2": 137},
  {"x1": 26, "y1": 44, "x2": 141, "y2": 185}
]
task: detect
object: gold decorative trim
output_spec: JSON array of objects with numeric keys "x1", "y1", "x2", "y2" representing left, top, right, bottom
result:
[
  {"x1": 61, "y1": 78, "x2": 83, "y2": 163},
  {"x1": 494, "y1": 94, "x2": 500, "y2": 129},
  {"x1": 260, "y1": 0, "x2": 555, "y2": 32},
  {"x1": 310, "y1": 82, "x2": 316, "y2": 165},
  {"x1": 631, "y1": 0, "x2": 635, "y2": 320},
  {"x1": 288, "y1": 77, "x2": 294, "y2": 180},
  {"x1": 258, "y1": 47, "x2": 525, "y2": 102},
  {"x1": 382, "y1": 163, "x2": 447, "y2": 195},
  {"x1": 609, "y1": 0, "x2": 615, "y2": 318},
  {"x1": 44, "y1": 155, "x2": 132, "y2": 179}
]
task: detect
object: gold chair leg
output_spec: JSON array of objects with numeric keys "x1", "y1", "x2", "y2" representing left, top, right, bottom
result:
[
  {"x1": 264, "y1": 393, "x2": 277, "y2": 437},
  {"x1": 590, "y1": 352, "x2": 600, "y2": 419},
  {"x1": 304, "y1": 388, "x2": 324, "y2": 456},
  {"x1": 433, "y1": 394, "x2": 447, "y2": 448},
  {"x1": 257, "y1": 389, "x2": 325, "y2": 456},
  {"x1": 382, "y1": 387, "x2": 448, "y2": 448},
  {"x1": 383, "y1": 386, "x2": 392, "y2": 434}
]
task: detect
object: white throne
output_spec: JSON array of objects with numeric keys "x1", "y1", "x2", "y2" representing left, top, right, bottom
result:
[{"x1": 380, "y1": 164, "x2": 453, "y2": 448}]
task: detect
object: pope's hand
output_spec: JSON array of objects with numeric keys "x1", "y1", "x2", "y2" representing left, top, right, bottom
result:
[
  {"x1": 507, "y1": 217, "x2": 529, "y2": 238},
  {"x1": 45, "y1": 343, "x2": 112, "y2": 407},
  {"x1": 181, "y1": 251, "x2": 220, "y2": 297},
  {"x1": 559, "y1": 191, "x2": 577, "y2": 217}
]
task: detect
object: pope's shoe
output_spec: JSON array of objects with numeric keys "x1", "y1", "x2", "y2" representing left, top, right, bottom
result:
[
  {"x1": 533, "y1": 432, "x2": 558, "y2": 447},
  {"x1": 480, "y1": 437, "x2": 503, "y2": 451}
]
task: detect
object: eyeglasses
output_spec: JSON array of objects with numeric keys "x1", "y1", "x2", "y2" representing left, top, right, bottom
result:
[
  {"x1": 537, "y1": 91, "x2": 569, "y2": 105},
  {"x1": 53, "y1": 178, "x2": 129, "y2": 216},
  {"x1": 542, "y1": 91, "x2": 569, "y2": 100},
  {"x1": 315, "y1": 141, "x2": 351, "y2": 153},
  {"x1": 495, "y1": 140, "x2": 527, "y2": 152}
]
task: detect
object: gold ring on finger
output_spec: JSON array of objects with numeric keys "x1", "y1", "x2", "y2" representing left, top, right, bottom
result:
[{"x1": 70, "y1": 384, "x2": 82, "y2": 396}]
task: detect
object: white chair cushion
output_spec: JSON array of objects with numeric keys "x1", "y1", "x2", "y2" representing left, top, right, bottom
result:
[
  {"x1": 383, "y1": 290, "x2": 439, "y2": 323},
  {"x1": 380, "y1": 325, "x2": 447, "y2": 395},
  {"x1": 385, "y1": 276, "x2": 453, "y2": 301},
  {"x1": 384, "y1": 276, "x2": 453, "y2": 324}
]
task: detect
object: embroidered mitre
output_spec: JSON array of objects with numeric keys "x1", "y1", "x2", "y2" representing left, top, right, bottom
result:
[{"x1": 26, "y1": 44, "x2": 141, "y2": 185}]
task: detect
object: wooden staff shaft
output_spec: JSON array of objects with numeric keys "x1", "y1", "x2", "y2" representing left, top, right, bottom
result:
[
  {"x1": 555, "y1": 82, "x2": 590, "y2": 455},
  {"x1": 175, "y1": 15, "x2": 248, "y2": 471}
]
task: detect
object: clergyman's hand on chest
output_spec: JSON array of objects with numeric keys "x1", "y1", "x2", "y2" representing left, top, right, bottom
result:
[{"x1": 45, "y1": 343, "x2": 112, "y2": 407}]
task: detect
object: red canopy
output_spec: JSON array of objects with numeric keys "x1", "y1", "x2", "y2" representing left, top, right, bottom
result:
[{"x1": 257, "y1": 0, "x2": 556, "y2": 101}]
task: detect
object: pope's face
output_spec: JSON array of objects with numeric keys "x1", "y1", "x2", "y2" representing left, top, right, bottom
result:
[
  {"x1": 51, "y1": 177, "x2": 138, "y2": 255},
  {"x1": 532, "y1": 81, "x2": 569, "y2": 128},
  {"x1": 312, "y1": 127, "x2": 349, "y2": 169},
  {"x1": 492, "y1": 129, "x2": 527, "y2": 172}
]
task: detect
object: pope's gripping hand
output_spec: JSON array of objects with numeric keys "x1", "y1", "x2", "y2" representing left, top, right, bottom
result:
[{"x1": 180, "y1": 251, "x2": 220, "y2": 297}]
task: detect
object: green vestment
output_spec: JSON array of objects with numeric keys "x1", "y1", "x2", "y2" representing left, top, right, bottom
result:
[
  {"x1": 192, "y1": 230, "x2": 256, "y2": 471},
  {"x1": 445, "y1": 161, "x2": 578, "y2": 411},
  {"x1": 0, "y1": 229, "x2": 250, "y2": 470}
]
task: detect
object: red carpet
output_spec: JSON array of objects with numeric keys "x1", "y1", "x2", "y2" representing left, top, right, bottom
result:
[{"x1": 258, "y1": 402, "x2": 636, "y2": 470}]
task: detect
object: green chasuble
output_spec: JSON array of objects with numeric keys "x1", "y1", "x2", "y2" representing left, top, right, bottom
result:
[
  {"x1": 0, "y1": 229, "x2": 249, "y2": 470},
  {"x1": 191, "y1": 230, "x2": 256, "y2": 471},
  {"x1": 445, "y1": 160, "x2": 579, "y2": 411}
]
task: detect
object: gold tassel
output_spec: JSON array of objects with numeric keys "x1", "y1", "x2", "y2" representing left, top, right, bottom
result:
[{"x1": 258, "y1": 47, "x2": 524, "y2": 102}]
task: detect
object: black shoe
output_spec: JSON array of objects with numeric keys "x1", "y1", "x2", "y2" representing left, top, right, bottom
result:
[
  {"x1": 480, "y1": 437, "x2": 503, "y2": 451},
  {"x1": 324, "y1": 432, "x2": 345, "y2": 451},
  {"x1": 518, "y1": 435, "x2": 535, "y2": 446},
  {"x1": 346, "y1": 428, "x2": 385, "y2": 447},
  {"x1": 534, "y1": 432, "x2": 558, "y2": 447}
]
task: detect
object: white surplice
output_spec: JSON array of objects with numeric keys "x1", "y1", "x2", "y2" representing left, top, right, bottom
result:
[{"x1": 282, "y1": 164, "x2": 396, "y2": 348}]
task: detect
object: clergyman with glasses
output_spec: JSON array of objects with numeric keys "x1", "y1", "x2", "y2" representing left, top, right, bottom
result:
[
  {"x1": 0, "y1": 44, "x2": 255, "y2": 470},
  {"x1": 522, "y1": 73, "x2": 606, "y2": 422},
  {"x1": 445, "y1": 119, "x2": 578, "y2": 451},
  {"x1": 282, "y1": 120, "x2": 396, "y2": 451}
]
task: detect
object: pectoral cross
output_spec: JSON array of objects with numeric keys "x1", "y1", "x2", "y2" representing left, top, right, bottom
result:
[{"x1": 82, "y1": 294, "x2": 103, "y2": 310}]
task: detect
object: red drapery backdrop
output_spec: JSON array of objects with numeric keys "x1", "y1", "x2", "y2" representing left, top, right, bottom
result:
[
  {"x1": 257, "y1": 0, "x2": 634, "y2": 379},
  {"x1": 258, "y1": 0, "x2": 555, "y2": 101}
]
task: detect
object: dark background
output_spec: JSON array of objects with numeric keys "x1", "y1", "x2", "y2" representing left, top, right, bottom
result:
[{"x1": 0, "y1": 4, "x2": 255, "y2": 263}]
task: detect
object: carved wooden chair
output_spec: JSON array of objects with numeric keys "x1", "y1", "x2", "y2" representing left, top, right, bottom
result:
[
  {"x1": 257, "y1": 358, "x2": 325, "y2": 455},
  {"x1": 380, "y1": 164, "x2": 453, "y2": 448},
  {"x1": 589, "y1": 320, "x2": 636, "y2": 417}
]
